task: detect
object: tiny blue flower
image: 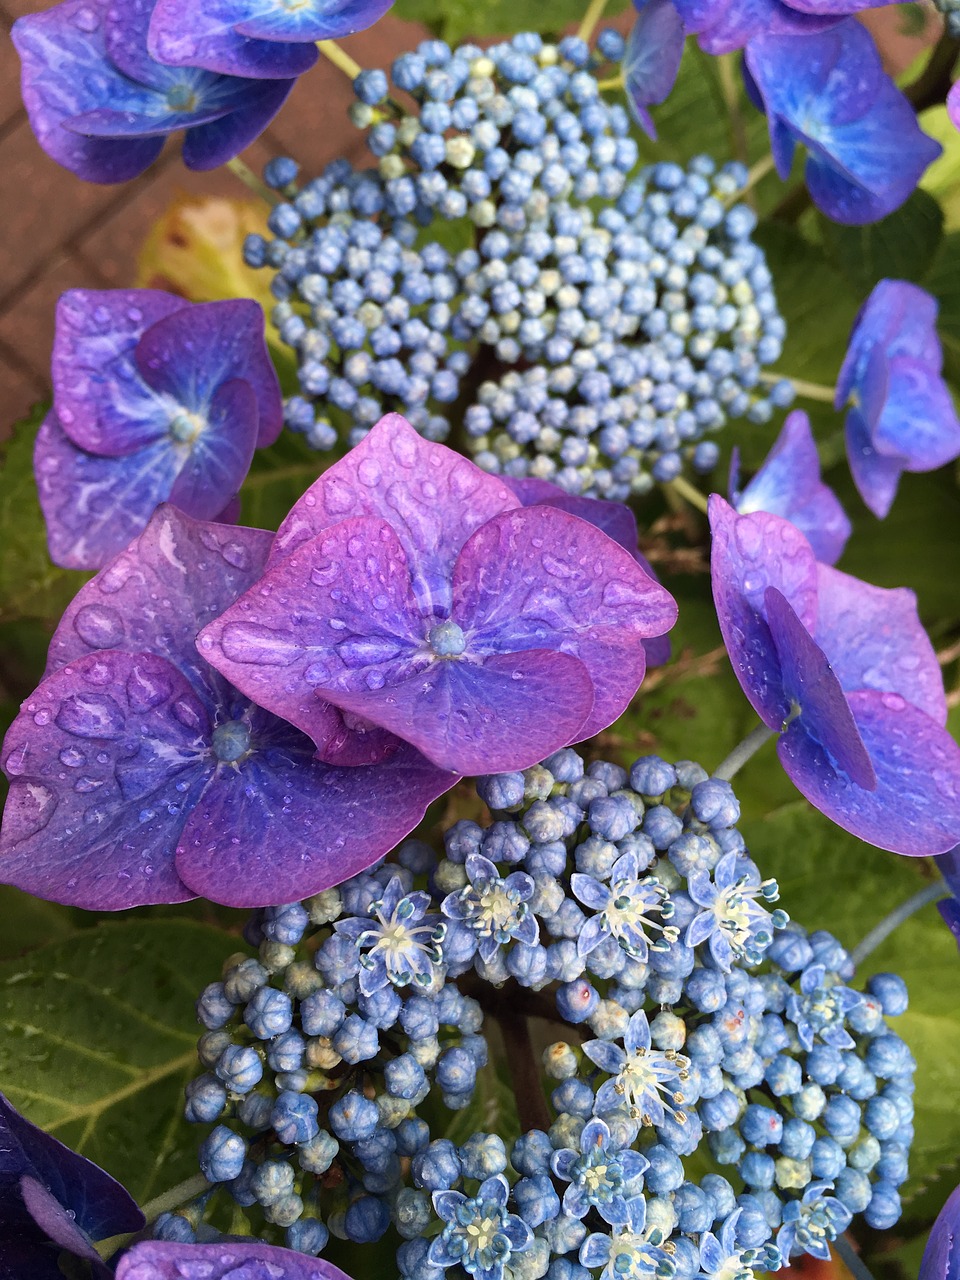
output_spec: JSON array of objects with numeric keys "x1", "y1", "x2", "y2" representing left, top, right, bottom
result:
[
  {"x1": 583, "y1": 1009, "x2": 691, "y2": 1126},
  {"x1": 698, "y1": 1208, "x2": 782, "y2": 1278},
  {"x1": 776, "y1": 1181, "x2": 852, "y2": 1261},
  {"x1": 685, "y1": 853, "x2": 785, "y2": 970},
  {"x1": 572, "y1": 850, "x2": 678, "y2": 961},
  {"x1": 580, "y1": 1194, "x2": 676, "y2": 1279},
  {"x1": 551, "y1": 1117, "x2": 649, "y2": 1225},
  {"x1": 441, "y1": 853, "x2": 539, "y2": 963},
  {"x1": 335, "y1": 874, "x2": 445, "y2": 997},
  {"x1": 787, "y1": 964, "x2": 862, "y2": 1052},
  {"x1": 427, "y1": 1173, "x2": 533, "y2": 1280}
]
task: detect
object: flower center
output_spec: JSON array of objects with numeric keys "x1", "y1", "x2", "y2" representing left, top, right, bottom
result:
[
  {"x1": 211, "y1": 720, "x2": 251, "y2": 763},
  {"x1": 168, "y1": 410, "x2": 205, "y2": 443},
  {"x1": 615, "y1": 1046, "x2": 690, "y2": 1122},
  {"x1": 428, "y1": 619, "x2": 467, "y2": 658},
  {"x1": 166, "y1": 83, "x2": 199, "y2": 113}
]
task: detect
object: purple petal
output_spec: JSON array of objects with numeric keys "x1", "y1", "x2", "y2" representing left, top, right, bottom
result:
[
  {"x1": 867, "y1": 357, "x2": 960, "y2": 473},
  {"x1": 235, "y1": 0, "x2": 393, "y2": 39},
  {"x1": 175, "y1": 738, "x2": 453, "y2": 905},
  {"x1": 836, "y1": 280, "x2": 942, "y2": 406},
  {"x1": 708, "y1": 496, "x2": 818, "y2": 728},
  {"x1": 135, "y1": 299, "x2": 282, "y2": 446},
  {"x1": 734, "y1": 411, "x2": 850, "y2": 565},
  {"x1": 167, "y1": 379, "x2": 259, "y2": 518},
  {"x1": 12, "y1": 0, "x2": 165, "y2": 184},
  {"x1": 116, "y1": 1240, "x2": 354, "y2": 1280},
  {"x1": 0, "y1": 650, "x2": 205, "y2": 909},
  {"x1": 269, "y1": 413, "x2": 520, "y2": 614},
  {"x1": 936, "y1": 897, "x2": 960, "y2": 956},
  {"x1": 693, "y1": 0, "x2": 833, "y2": 54},
  {"x1": 46, "y1": 506, "x2": 274, "y2": 701},
  {"x1": 19, "y1": 1175, "x2": 106, "y2": 1267},
  {"x1": 764, "y1": 586, "x2": 875, "y2": 790},
  {"x1": 950, "y1": 79, "x2": 960, "y2": 132},
  {"x1": 64, "y1": 100, "x2": 233, "y2": 138},
  {"x1": 181, "y1": 78, "x2": 295, "y2": 171},
  {"x1": 815, "y1": 564, "x2": 946, "y2": 724},
  {"x1": 778, "y1": 690, "x2": 960, "y2": 855},
  {"x1": 147, "y1": 0, "x2": 319, "y2": 78},
  {"x1": 314, "y1": 648, "x2": 594, "y2": 775},
  {"x1": 845, "y1": 403, "x2": 905, "y2": 519},
  {"x1": 919, "y1": 1181, "x2": 960, "y2": 1280},
  {"x1": 452, "y1": 505, "x2": 676, "y2": 738},
  {"x1": 52, "y1": 288, "x2": 186, "y2": 456},
  {"x1": 623, "y1": 0, "x2": 685, "y2": 139}
]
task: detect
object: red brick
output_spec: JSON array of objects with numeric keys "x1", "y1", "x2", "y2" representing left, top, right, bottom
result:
[
  {"x1": 0, "y1": 17, "x2": 26, "y2": 134},
  {"x1": 0, "y1": 251, "x2": 97, "y2": 383},
  {"x1": 0, "y1": 348, "x2": 47, "y2": 441}
]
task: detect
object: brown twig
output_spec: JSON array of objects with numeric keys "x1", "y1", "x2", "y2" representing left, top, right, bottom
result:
[{"x1": 904, "y1": 32, "x2": 960, "y2": 112}]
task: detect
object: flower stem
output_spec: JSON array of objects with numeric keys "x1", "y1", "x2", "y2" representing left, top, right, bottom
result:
[
  {"x1": 717, "y1": 54, "x2": 749, "y2": 169},
  {"x1": 499, "y1": 1011, "x2": 551, "y2": 1134},
  {"x1": 226, "y1": 156, "x2": 279, "y2": 205},
  {"x1": 850, "y1": 880, "x2": 947, "y2": 968},
  {"x1": 667, "y1": 475, "x2": 710, "y2": 515},
  {"x1": 714, "y1": 724, "x2": 777, "y2": 782},
  {"x1": 758, "y1": 371, "x2": 837, "y2": 404},
  {"x1": 724, "y1": 153, "x2": 777, "y2": 208},
  {"x1": 96, "y1": 1174, "x2": 211, "y2": 1261},
  {"x1": 316, "y1": 38, "x2": 362, "y2": 80},
  {"x1": 834, "y1": 1233, "x2": 878, "y2": 1280},
  {"x1": 597, "y1": 74, "x2": 625, "y2": 91},
  {"x1": 578, "y1": 0, "x2": 610, "y2": 42}
]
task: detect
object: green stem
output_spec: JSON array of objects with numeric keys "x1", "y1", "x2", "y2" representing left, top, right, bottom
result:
[
  {"x1": 578, "y1": 0, "x2": 610, "y2": 42},
  {"x1": 834, "y1": 1233, "x2": 878, "y2": 1280},
  {"x1": 725, "y1": 153, "x2": 777, "y2": 208},
  {"x1": 316, "y1": 38, "x2": 362, "y2": 79},
  {"x1": 717, "y1": 54, "x2": 749, "y2": 169},
  {"x1": 96, "y1": 1174, "x2": 211, "y2": 1261},
  {"x1": 758, "y1": 372, "x2": 837, "y2": 404},
  {"x1": 226, "y1": 156, "x2": 279, "y2": 206},
  {"x1": 667, "y1": 475, "x2": 710, "y2": 515},
  {"x1": 850, "y1": 880, "x2": 946, "y2": 968},
  {"x1": 714, "y1": 724, "x2": 777, "y2": 782},
  {"x1": 597, "y1": 74, "x2": 625, "y2": 91}
]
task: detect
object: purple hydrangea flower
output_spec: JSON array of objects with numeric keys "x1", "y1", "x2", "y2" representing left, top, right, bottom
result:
[
  {"x1": 0, "y1": 507, "x2": 453, "y2": 910},
  {"x1": 710, "y1": 496, "x2": 960, "y2": 855},
  {"x1": 551, "y1": 1116, "x2": 649, "y2": 1225},
  {"x1": 582, "y1": 1009, "x2": 691, "y2": 1125},
  {"x1": 775, "y1": 1181, "x2": 852, "y2": 1261},
  {"x1": 671, "y1": 0, "x2": 835, "y2": 55},
  {"x1": 147, "y1": 0, "x2": 392, "y2": 79},
  {"x1": 685, "y1": 851, "x2": 786, "y2": 969},
  {"x1": 116, "y1": 1240, "x2": 353, "y2": 1279},
  {"x1": 786, "y1": 962, "x2": 862, "y2": 1050},
  {"x1": 440, "y1": 852, "x2": 539, "y2": 964},
  {"x1": 571, "y1": 849, "x2": 678, "y2": 961},
  {"x1": 730, "y1": 410, "x2": 850, "y2": 565},
  {"x1": 12, "y1": 0, "x2": 295, "y2": 183},
  {"x1": 698, "y1": 1209, "x2": 782, "y2": 1278},
  {"x1": 36, "y1": 289, "x2": 282, "y2": 570},
  {"x1": 428, "y1": 1174, "x2": 533, "y2": 1280},
  {"x1": 334, "y1": 873, "x2": 446, "y2": 996},
  {"x1": 199, "y1": 414, "x2": 677, "y2": 776},
  {"x1": 0, "y1": 1090, "x2": 143, "y2": 1280},
  {"x1": 919, "y1": 1181, "x2": 960, "y2": 1280},
  {"x1": 744, "y1": 23, "x2": 941, "y2": 224},
  {"x1": 623, "y1": 0, "x2": 686, "y2": 138},
  {"x1": 579, "y1": 1194, "x2": 676, "y2": 1280},
  {"x1": 835, "y1": 280, "x2": 960, "y2": 518}
]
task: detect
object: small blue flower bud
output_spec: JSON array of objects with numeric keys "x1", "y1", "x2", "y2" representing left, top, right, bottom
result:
[{"x1": 199, "y1": 1125, "x2": 247, "y2": 1182}]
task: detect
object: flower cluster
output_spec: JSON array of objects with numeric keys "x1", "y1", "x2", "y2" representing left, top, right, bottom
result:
[{"x1": 173, "y1": 748, "x2": 915, "y2": 1279}]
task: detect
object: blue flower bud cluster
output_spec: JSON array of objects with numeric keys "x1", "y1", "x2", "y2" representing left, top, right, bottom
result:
[
  {"x1": 177, "y1": 751, "x2": 913, "y2": 1279},
  {"x1": 243, "y1": 33, "x2": 791, "y2": 495}
]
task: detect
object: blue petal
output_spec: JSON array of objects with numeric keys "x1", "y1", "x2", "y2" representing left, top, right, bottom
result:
[
  {"x1": 167, "y1": 380, "x2": 259, "y2": 519},
  {"x1": 623, "y1": 0, "x2": 685, "y2": 139},
  {"x1": 868, "y1": 357, "x2": 960, "y2": 472},
  {"x1": 235, "y1": 0, "x2": 394, "y2": 40},
  {"x1": 583, "y1": 1039, "x2": 626, "y2": 1074},
  {"x1": 181, "y1": 77, "x2": 294, "y2": 169},
  {"x1": 148, "y1": 0, "x2": 319, "y2": 78},
  {"x1": 845, "y1": 403, "x2": 905, "y2": 519}
]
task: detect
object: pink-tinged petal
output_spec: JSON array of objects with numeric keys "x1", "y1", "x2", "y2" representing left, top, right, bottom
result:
[
  {"x1": 116, "y1": 1240, "x2": 354, "y2": 1280},
  {"x1": 269, "y1": 414, "x2": 520, "y2": 614},
  {"x1": 135, "y1": 298, "x2": 282, "y2": 446},
  {"x1": 778, "y1": 690, "x2": 960, "y2": 855},
  {"x1": 764, "y1": 587, "x2": 875, "y2": 789},
  {"x1": 0, "y1": 651, "x2": 206, "y2": 910},
  {"x1": 845, "y1": 404, "x2": 905, "y2": 519},
  {"x1": 321, "y1": 649, "x2": 594, "y2": 775},
  {"x1": 198, "y1": 516, "x2": 424, "y2": 757},
  {"x1": 453, "y1": 505, "x2": 676, "y2": 738},
  {"x1": 167, "y1": 379, "x2": 259, "y2": 519},
  {"x1": 709, "y1": 495, "x2": 819, "y2": 728},
  {"x1": 176, "y1": 737, "x2": 454, "y2": 906},
  {"x1": 52, "y1": 288, "x2": 185, "y2": 456},
  {"x1": 815, "y1": 564, "x2": 946, "y2": 724},
  {"x1": 951, "y1": 80, "x2": 960, "y2": 131},
  {"x1": 47, "y1": 507, "x2": 273, "y2": 701}
]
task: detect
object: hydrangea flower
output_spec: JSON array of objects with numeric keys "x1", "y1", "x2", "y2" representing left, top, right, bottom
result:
[
  {"x1": 786, "y1": 963, "x2": 862, "y2": 1050},
  {"x1": 776, "y1": 1182, "x2": 852, "y2": 1260},
  {"x1": 623, "y1": 0, "x2": 686, "y2": 138},
  {"x1": 730, "y1": 410, "x2": 850, "y2": 565},
  {"x1": 709, "y1": 496, "x2": 960, "y2": 855},
  {"x1": 0, "y1": 507, "x2": 452, "y2": 909},
  {"x1": 835, "y1": 280, "x2": 960, "y2": 518},
  {"x1": 572, "y1": 850, "x2": 678, "y2": 961},
  {"x1": 199, "y1": 414, "x2": 677, "y2": 775},
  {"x1": 686, "y1": 851, "x2": 786, "y2": 970},
  {"x1": 0, "y1": 1091, "x2": 143, "y2": 1279},
  {"x1": 583, "y1": 1009, "x2": 691, "y2": 1125},
  {"x1": 580, "y1": 1195, "x2": 676, "y2": 1279},
  {"x1": 698, "y1": 1209, "x2": 782, "y2": 1279},
  {"x1": 441, "y1": 852, "x2": 539, "y2": 964},
  {"x1": 334, "y1": 874, "x2": 446, "y2": 996},
  {"x1": 428, "y1": 1174, "x2": 533, "y2": 1279},
  {"x1": 919, "y1": 1181, "x2": 960, "y2": 1280},
  {"x1": 744, "y1": 24, "x2": 941, "y2": 224},
  {"x1": 551, "y1": 1117, "x2": 649, "y2": 1224},
  {"x1": 36, "y1": 289, "x2": 282, "y2": 569},
  {"x1": 117, "y1": 1241, "x2": 353, "y2": 1279},
  {"x1": 147, "y1": 0, "x2": 393, "y2": 79},
  {"x1": 12, "y1": 0, "x2": 295, "y2": 184},
  {"x1": 670, "y1": 0, "x2": 836, "y2": 53}
]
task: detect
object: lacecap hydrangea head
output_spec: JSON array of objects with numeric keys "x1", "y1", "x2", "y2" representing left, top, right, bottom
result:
[{"x1": 176, "y1": 749, "x2": 914, "y2": 1278}]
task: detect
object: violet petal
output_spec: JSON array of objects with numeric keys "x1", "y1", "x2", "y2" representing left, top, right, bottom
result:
[
  {"x1": 844, "y1": 403, "x2": 906, "y2": 519},
  {"x1": 180, "y1": 77, "x2": 295, "y2": 172},
  {"x1": 147, "y1": 0, "x2": 319, "y2": 78},
  {"x1": 815, "y1": 564, "x2": 946, "y2": 724},
  {"x1": 778, "y1": 690, "x2": 960, "y2": 855},
  {"x1": 623, "y1": 0, "x2": 685, "y2": 139},
  {"x1": 235, "y1": 0, "x2": 394, "y2": 40},
  {"x1": 117, "y1": 1240, "x2": 354, "y2": 1279},
  {"x1": 166, "y1": 378, "x2": 259, "y2": 520},
  {"x1": 868, "y1": 357, "x2": 960, "y2": 473},
  {"x1": 836, "y1": 280, "x2": 942, "y2": 406}
]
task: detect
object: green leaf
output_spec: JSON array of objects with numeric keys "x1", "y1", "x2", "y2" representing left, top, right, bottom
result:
[
  {"x1": 919, "y1": 105, "x2": 960, "y2": 234},
  {"x1": 0, "y1": 918, "x2": 236, "y2": 1204},
  {"x1": 390, "y1": 0, "x2": 630, "y2": 41},
  {"x1": 0, "y1": 887, "x2": 75, "y2": 960},
  {"x1": 0, "y1": 406, "x2": 89, "y2": 625},
  {"x1": 818, "y1": 188, "x2": 944, "y2": 294}
]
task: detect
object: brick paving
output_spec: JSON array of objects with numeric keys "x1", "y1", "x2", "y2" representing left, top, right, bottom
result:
[{"x1": 0, "y1": 4, "x2": 941, "y2": 433}]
